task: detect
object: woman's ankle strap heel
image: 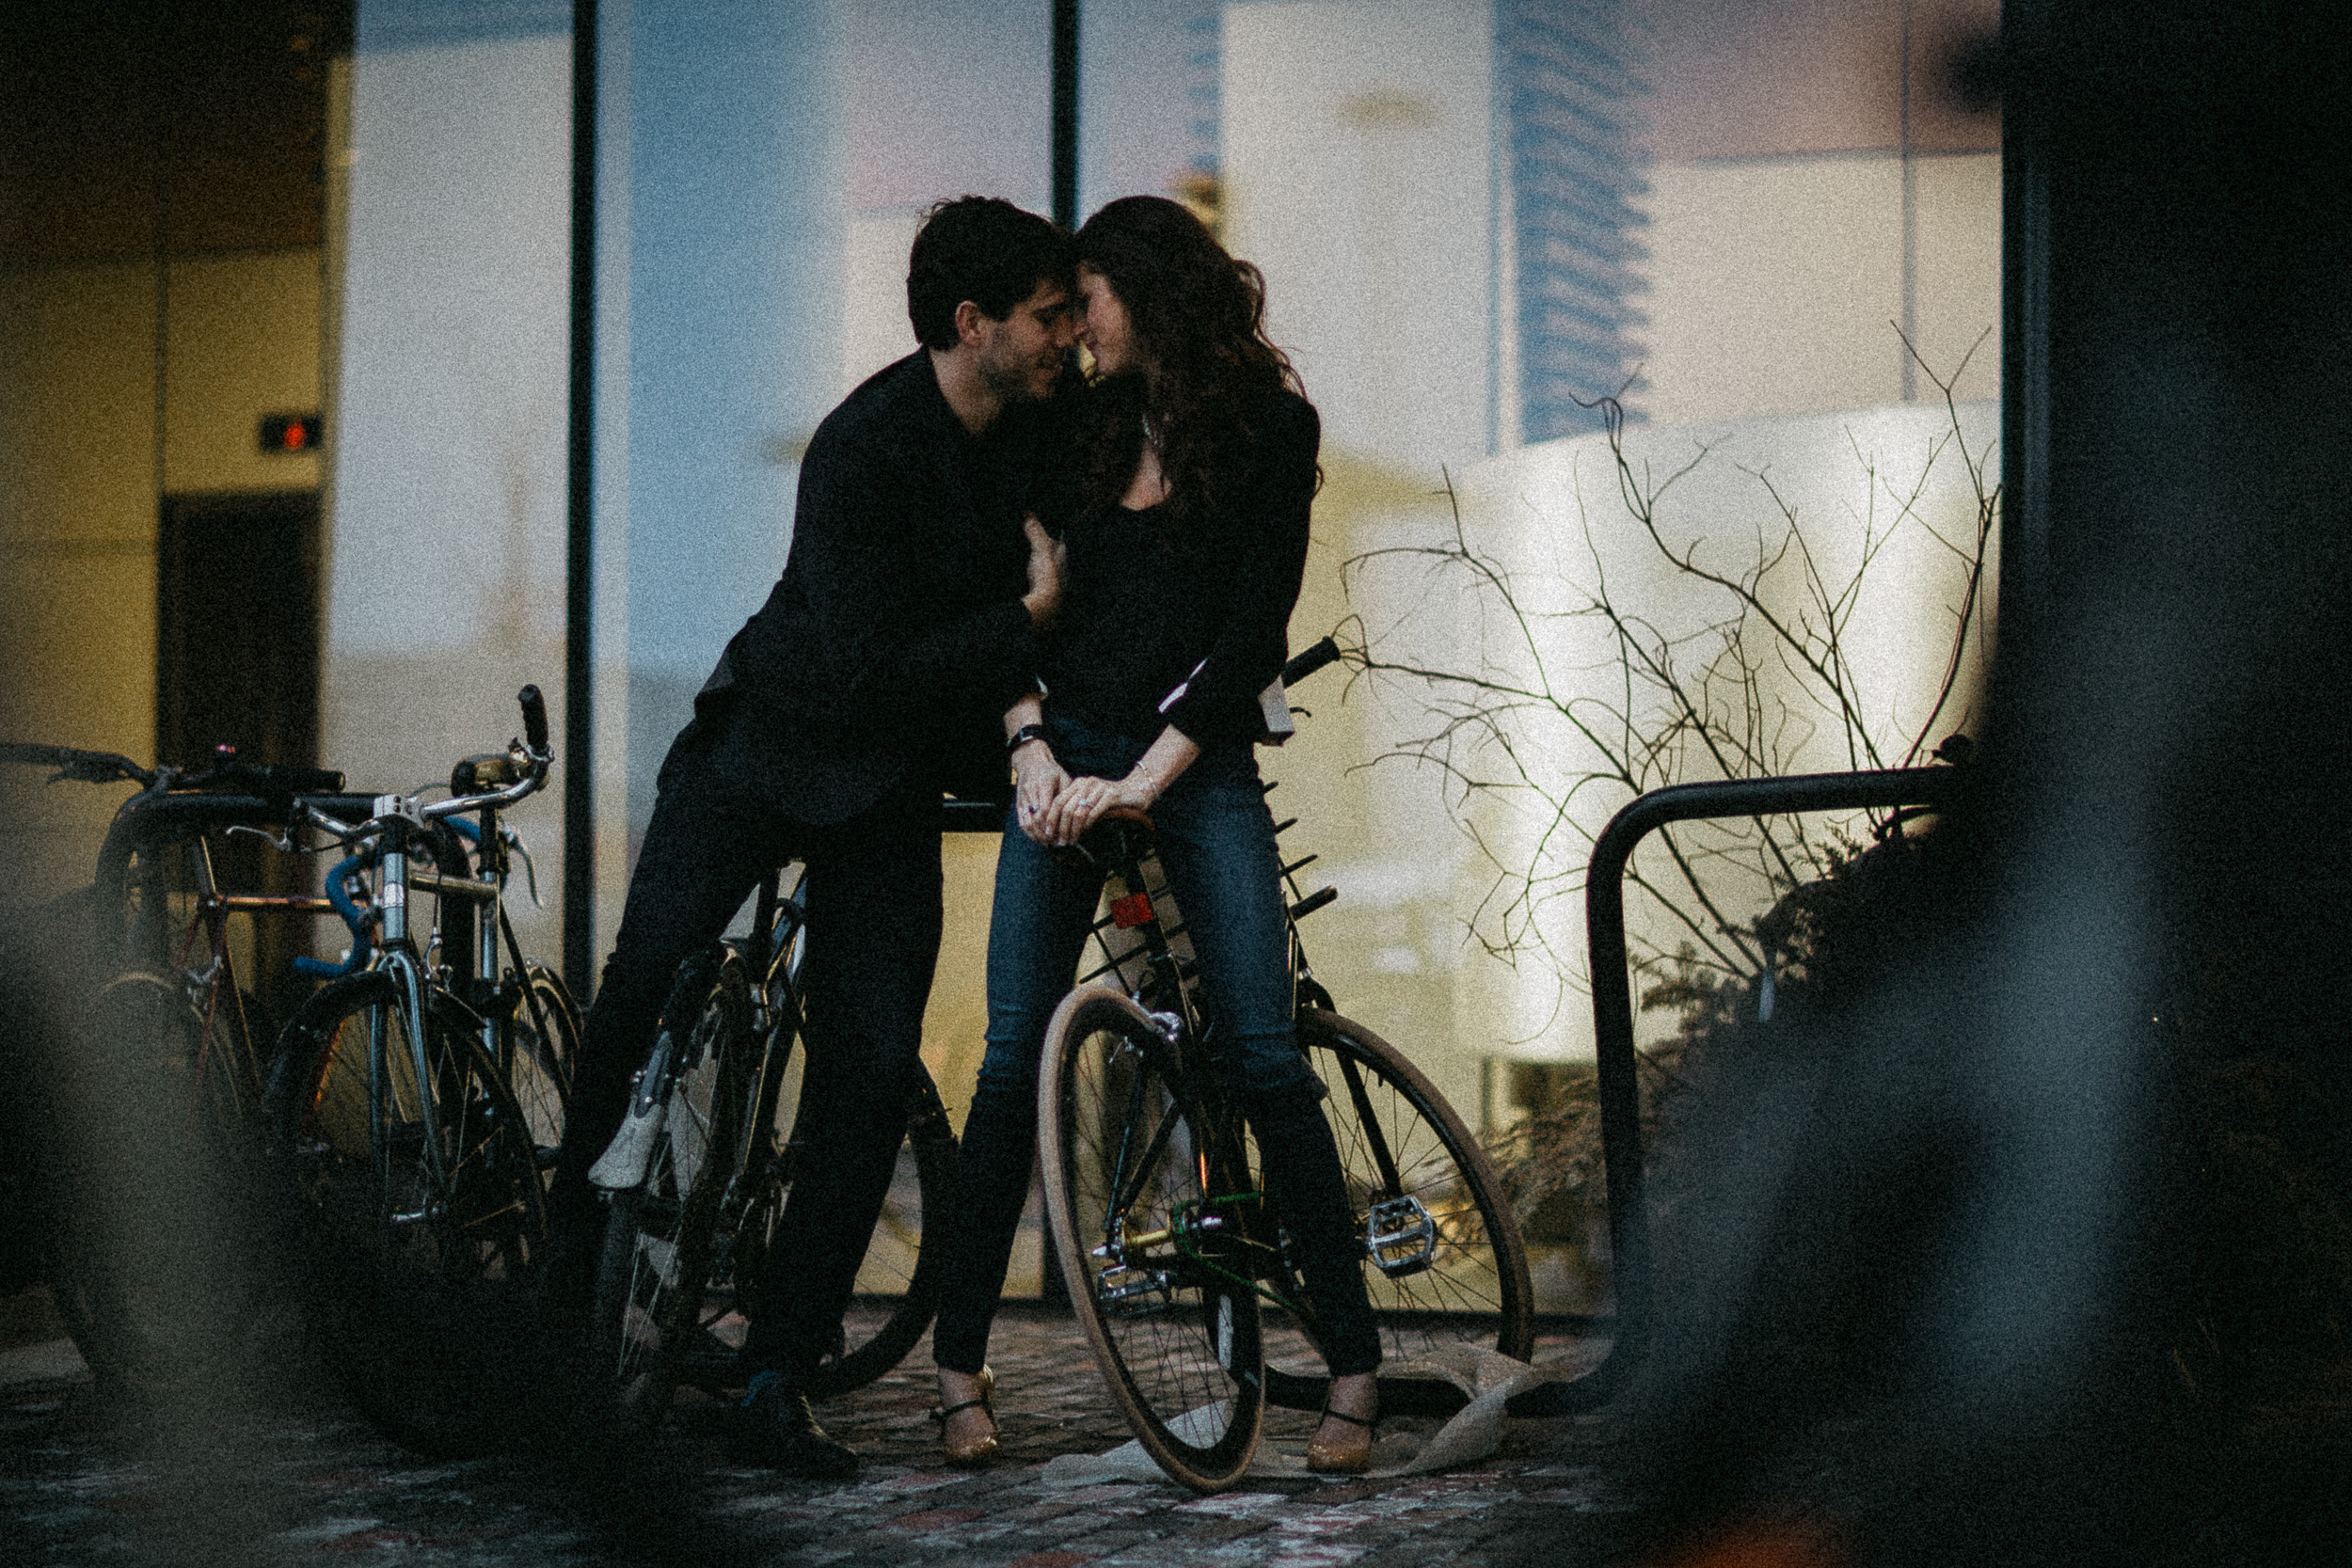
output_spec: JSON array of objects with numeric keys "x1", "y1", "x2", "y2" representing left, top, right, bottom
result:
[{"x1": 931, "y1": 1367, "x2": 1000, "y2": 1467}]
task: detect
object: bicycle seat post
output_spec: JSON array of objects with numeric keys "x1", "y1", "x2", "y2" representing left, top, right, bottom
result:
[{"x1": 1091, "y1": 817, "x2": 1188, "y2": 1025}]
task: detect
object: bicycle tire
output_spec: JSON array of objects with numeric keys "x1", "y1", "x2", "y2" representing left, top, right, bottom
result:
[
  {"x1": 589, "y1": 950, "x2": 752, "y2": 1434},
  {"x1": 728, "y1": 1053, "x2": 959, "y2": 1399},
  {"x1": 508, "y1": 961, "x2": 578, "y2": 1162},
  {"x1": 1040, "y1": 985, "x2": 1265, "y2": 1493},
  {"x1": 1272, "y1": 1008, "x2": 1534, "y2": 1397},
  {"x1": 642, "y1": 927, "x2": 958, "y2": 1402},
  {"x1": 266, "y1": 968, "x2": 548, "y2": 1455},
  {"x1": 46, "y1": 970, "x2": 271, "y2": 1393}
]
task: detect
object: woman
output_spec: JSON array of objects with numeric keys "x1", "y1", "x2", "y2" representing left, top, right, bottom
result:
[{"x1": 926, "y1": 195, "x2": 1382, "y2": 1475}]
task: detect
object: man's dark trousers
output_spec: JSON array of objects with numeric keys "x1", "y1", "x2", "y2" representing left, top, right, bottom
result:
[{"x1": 549, "y1": 716, "x2": 945, "y2": 1379}]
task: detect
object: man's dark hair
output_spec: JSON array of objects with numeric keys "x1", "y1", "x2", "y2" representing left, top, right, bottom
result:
[{"x1": 906, "y1": 197, "x2": 1073, "y2": 352}]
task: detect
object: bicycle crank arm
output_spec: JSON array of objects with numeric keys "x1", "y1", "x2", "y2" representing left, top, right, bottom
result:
[{"x1": 1099, "y1": 1212, "x2": 1226, "y2": 1258}]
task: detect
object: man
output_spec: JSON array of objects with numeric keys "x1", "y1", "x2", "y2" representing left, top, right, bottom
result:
[{"x1": 547, "y1": 197, "x2": 1077, "y2": 1477}]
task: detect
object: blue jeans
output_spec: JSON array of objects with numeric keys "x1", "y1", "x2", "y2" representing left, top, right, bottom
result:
[
  {"x1": 930, "y1": 714, "x2": 1380, "y2": 1378},
  {"x1": 982, "y1": 714, "x2": 1315, "y2": 1106}
]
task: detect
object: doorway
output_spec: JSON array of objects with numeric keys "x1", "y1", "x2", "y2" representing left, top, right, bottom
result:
[{"x1": 155, "y1": 489, "x2": 324, "y2": 1024}]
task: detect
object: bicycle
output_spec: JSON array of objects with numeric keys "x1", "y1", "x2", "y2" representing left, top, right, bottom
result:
[
  {"x1": 1034, "y1": 638, "x2": 1533, "y2": 1491},
  {"x1": 263, "y1": 687, "x2": 566, "y2": 1453},
  {"x1": 585, "y1": 859, "x2": 960, "y2": 1433},
  {"x1": 1, "y1": 741, "x2": 363, "y2": 1392}
]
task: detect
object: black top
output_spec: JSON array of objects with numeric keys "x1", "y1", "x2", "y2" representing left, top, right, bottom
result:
[
  {"x1": 693, "y1": 351, "x2": 1064, "y2": 823},
  {"x1": 1042, "y1": 388, "x2": 1319, "y2": 749}
]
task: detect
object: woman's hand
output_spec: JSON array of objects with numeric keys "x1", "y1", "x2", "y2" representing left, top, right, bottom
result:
[
  {"x1": 1012, "y1": 738, "x2": 1072, "y2": 845},
  {"x1": 1036, "y1": 726, "x2": 1200, "y2": 847},
  {"x1": 1037, "y1": 766, "x2": 1159, "y2": 847}
]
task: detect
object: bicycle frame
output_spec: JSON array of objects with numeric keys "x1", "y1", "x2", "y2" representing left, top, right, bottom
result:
[
  {"x1": 296, "y1": 689, "x2": 554, "y2": 1202},
  {"x1": 172, "y1": 833, "x2": 336, "y2": 1121},
  {"x1": 1073, "y1": 822, "x2": 1304, "y2": 1319}
]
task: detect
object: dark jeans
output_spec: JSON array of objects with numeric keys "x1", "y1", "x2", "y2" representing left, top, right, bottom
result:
[
  {"x1": 930, "y1": 714, "x2": 1382, "y2": 1379},
  {"x1": 548, "y1": 719, "x2": 944, "y2": 1380}
]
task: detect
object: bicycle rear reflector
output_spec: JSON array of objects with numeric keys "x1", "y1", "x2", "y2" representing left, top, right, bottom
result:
[{"x1": 1111, "y1": 890, "x2": 1154, "y2": 928}]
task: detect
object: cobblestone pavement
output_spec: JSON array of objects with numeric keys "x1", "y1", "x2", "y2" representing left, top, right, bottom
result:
[{"x1": 0, "y1": 1292, "x2": 1645, "y2": 1567}]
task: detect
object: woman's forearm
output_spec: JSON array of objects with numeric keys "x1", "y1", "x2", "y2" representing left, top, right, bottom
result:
[{"x1": 1124, "y1": 725, "x2": 1201, "y2": 804}]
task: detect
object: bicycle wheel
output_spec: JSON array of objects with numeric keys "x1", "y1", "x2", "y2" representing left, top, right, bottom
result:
[
  {"x1": 1276, "y1": 1009, "x2": 1533, "y2": 1385},
  {"x1": 46, "y1": 970, "x2": 270, "y2": 1393},
  {"x1": 506, "y1": 961, "x2": 578, "y2": 1161},
  {"x1": 268, "y1": 968, "x2": 548, "y2": 1454},
  {"x1": 1040, "y1": 986, "x2": 1265, "y2": 1493},
  {"x1": 723, "y1": 1047, "x2": 959, "y2": 1399},
  {"x1": 589, "y1": 950, "x2": 751, "y2": 1433}
]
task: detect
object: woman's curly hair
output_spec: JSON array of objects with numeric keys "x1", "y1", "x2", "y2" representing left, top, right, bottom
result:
[{"x1": 1071, "y1": 196, "x2": 1316, "y2": 539}]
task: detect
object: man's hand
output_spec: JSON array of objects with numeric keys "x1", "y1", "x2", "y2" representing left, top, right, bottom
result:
[
  {"x1": 1011, "y1": 736, "x2": 1072, "y2": 845},
  {"x1": 1021, "y1": 515, "x2": 1066, "y2": 627}
]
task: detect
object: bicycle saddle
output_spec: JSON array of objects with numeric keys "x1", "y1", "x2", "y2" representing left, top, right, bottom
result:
[{"x1": 1057, "y1": 806, "x2": 1155, "y2": 873}]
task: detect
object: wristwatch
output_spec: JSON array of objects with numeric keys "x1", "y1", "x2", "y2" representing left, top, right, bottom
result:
[{"x1": 1006, "y1": 722, "x2": 1049, "y2": 758}]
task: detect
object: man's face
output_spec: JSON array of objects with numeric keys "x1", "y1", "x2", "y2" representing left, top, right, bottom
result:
[{"x1": 971, "y1": 278, "x2": 1076, "y2": 404}]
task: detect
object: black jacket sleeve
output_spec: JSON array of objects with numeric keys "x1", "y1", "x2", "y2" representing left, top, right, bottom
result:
[
  {"x1": 1159, "y1": 394, "x2": 1319, "y2": 746},
  {"x1": 782, "y1": 428, "x2": 1039, "y2": 733}
]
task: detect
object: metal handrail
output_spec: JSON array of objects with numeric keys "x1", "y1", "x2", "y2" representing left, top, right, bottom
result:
[{"x1": 1512, "y1": 763, "x2": 1968, "y2": 1416}]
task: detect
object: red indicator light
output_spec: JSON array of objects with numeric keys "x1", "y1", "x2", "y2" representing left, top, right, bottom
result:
[{"x1": 260, "y1": 412, "x2": 324, "y2": 453}]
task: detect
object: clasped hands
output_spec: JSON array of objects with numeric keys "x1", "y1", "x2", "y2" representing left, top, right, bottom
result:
[{"x1": 1012, "y1": 744, "x2": 1156, "y2": 847}]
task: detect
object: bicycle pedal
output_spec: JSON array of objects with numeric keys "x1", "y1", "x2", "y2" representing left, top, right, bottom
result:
[
  {"x1": 1366, "y1": 1194, "x2": 1438, "y2": 1277},
  {"x1": 1097, "y1": 1265, "x2": 1177, "y2": 1307}
]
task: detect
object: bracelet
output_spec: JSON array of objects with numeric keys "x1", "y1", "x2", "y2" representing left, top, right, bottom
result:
[{"x1": 1007, "y1": 723, "x2": 1049, "y2": 758}]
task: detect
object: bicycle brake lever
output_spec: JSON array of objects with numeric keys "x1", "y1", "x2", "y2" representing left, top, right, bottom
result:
[
  {"x1": 505, "y1": 828, "x2": 545, "y2": 909},
  {"x1": 224, "y1": 822, "x2": 297, "y2": 853}
]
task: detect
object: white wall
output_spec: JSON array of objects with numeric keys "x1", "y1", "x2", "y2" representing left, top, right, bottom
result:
[
  {"x1": 326, "y1": 25, "x2": 574, "y2": 961},
  {"x1": 1222, "y1": 0, "x2": 1497, "y2": 485},
  {"x1": 1642, "y1": 150, "x2": 2002, "y2": 425}
]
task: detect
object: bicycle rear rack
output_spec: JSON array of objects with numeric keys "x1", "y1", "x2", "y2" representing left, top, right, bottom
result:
[{"x1": 1510, "y1": 763, "x2": 1967, "y2": 1417}]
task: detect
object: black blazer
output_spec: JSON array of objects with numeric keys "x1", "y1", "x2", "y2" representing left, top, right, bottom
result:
[{"x1": 691, "y1": 352, "x2": 1053, "y2": 825}]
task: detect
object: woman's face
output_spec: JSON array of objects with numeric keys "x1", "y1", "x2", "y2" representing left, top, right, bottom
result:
[{"x1": 1075, "y1": 265, "x2": 1144, "y2": 379}]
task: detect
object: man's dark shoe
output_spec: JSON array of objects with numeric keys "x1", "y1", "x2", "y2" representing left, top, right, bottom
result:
[{"x1": 728, "y1": 1370, "x2": 859, "y2": 1479}]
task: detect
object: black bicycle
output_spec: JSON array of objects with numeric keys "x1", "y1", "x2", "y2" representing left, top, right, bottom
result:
[
  {"x1": 586, "y1": 865, "x2": 958, "y2": 1433},
  {"x1": 0, "y1": 741, "x2": 360, "y2": 1393},
  {"x1": 264, "y1": 688, "x2": 566, "y2": 1454},
  {"x1": 1035, "y1": 638, "x2": 1534, "y2": 1491}
]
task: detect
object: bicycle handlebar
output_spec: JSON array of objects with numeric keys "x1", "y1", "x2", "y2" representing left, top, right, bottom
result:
[
  {"x1": 422, "y1": 687, "x2": 551, "y2": 818},
  {"x1": 291, "y1": 855, "x2": 374, "y2": 980},
  {"x1": 1280, "y1": 637, "x2": 1342, "y2": 689},
  {"x1": 518, "y1": 684, "x2": 548, "y2": 753},
  {"x1": 0, "y1": 743, "x2": 157, "y2": 789}
]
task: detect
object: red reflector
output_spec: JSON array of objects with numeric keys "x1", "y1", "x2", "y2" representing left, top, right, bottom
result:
[{"x1": 1111, "y1": 891, "x2": 1154, "y2": 928}]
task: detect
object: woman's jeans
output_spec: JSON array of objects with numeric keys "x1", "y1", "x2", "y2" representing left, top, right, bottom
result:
[{"x1": 930, "y1": 714, "x2": 1382, "y2": 1380}]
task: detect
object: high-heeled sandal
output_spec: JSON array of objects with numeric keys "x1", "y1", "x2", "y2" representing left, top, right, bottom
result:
[
  {"x1": 930, "y1": 1366, "x2": 999, "y2": 1466},
  {"x1": 1306, "y1": 1402, "x2": 1378, "y2": 1475}
]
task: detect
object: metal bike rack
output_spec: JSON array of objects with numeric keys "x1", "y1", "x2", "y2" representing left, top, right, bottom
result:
[{"x1": 1509, "y1": 763, "x2": 1967, "y2": 1417}]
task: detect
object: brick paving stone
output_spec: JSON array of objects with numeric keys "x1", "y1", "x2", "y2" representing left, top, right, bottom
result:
[{"x1": 0, "y1": 1288, "x2": 1637, "y2": 1566}]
